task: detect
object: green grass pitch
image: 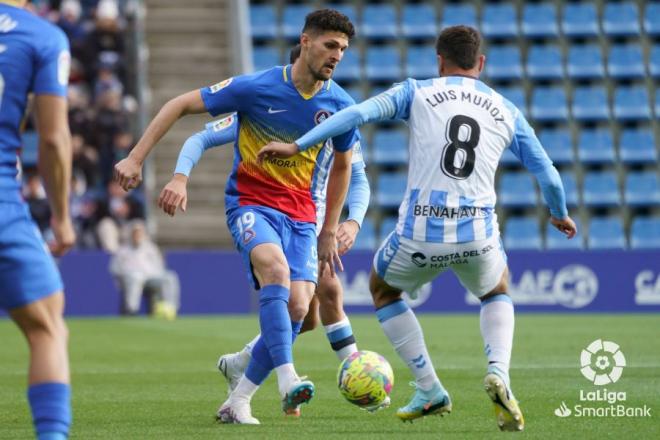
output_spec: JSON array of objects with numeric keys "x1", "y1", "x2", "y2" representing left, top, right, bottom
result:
[{"x1": 1, "y1": 314, "x2": 658, "y2": 439}]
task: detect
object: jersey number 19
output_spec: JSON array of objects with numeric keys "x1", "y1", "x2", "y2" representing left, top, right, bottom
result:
[{"x1": 441, "y1": 115, "x2": 480, "y2": 180}]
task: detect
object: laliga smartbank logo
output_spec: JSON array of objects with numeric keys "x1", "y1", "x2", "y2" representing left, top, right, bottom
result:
[{"x1": 554, "y1": 339, "x2": 651, "y2": 419}]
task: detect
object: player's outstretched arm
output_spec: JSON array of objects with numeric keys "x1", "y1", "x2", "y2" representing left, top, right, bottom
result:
[
  {"x1": 34, "y1": 95, "x2": 76, "y2": 256},
  {"x1": 114, "y1": 89, "x2": 207, "y2": 191},
  {"x1": 337, "y1": 166, "x2": 370, "y2": 255},
  {"x1": 257, "y1": 92, "x2": 400, "y2": 163}
]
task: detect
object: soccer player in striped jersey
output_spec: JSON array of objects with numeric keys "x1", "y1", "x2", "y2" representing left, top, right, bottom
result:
[
  {"x1": 114, "y1": 10, "x2": 360, "y2": 424},
  {"x1": 158, "y1": 46, "x2": 371, "y2": 409},
  {"x1": 0, "y1": 1, "x2": 75, "y2": 438},
  {"x1": 258, "y1": 26, "x2": 578, "y2": 431}
]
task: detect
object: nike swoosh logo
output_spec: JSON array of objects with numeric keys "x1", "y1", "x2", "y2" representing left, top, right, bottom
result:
[{"x1": 268, "y1": 107, "x2": 287, "y2": 114}]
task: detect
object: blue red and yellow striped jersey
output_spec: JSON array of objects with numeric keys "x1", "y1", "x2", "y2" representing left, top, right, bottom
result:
[{"x1": 200, "y1": 65, "x2": 359, "y2": 223}]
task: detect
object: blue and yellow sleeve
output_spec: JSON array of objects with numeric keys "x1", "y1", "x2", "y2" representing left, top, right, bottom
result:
[{"x1": 200, "y1": 73, "x2": 256, "y2": 116}]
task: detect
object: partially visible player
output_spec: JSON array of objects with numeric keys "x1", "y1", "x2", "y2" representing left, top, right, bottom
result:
[
  {"x1": 158, "y1": 46, "x2": 370, "y2": 380},
  {"x1": 0, "y1": 1, "x2": 75, "y2": 439},
  {"x1": 114, "y1": 9, "x2": 359, "y2": 424},
  {"x1": 258, "y1": 26, "x2": 577, "y2": 431}
]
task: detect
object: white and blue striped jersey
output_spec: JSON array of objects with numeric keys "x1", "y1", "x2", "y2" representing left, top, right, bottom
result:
[{"x1": 296, "y1": 75, "x2": 566, "y2": 244}]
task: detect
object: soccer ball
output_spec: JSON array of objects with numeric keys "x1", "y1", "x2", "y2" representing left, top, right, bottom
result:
[{"x1": 337, "y1": 350, "x2": 394, "y2": 408}]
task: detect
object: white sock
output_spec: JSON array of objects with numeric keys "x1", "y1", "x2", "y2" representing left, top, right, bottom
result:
[
  {"x1": 324, "y1": 317, "x2": 358, "y2": 361},
  {"x1": 480, "y1": 294, "x2": 514, "y2": 387},
  {"x1": 231, "y1": 376, "x2": 259, "y2": 402},
  {"x1": 275, "y1": 363, "x2": 298, "y2": 396},
  {"x1": 376, "y1": 300, "x2": 440, "y2": 391}
]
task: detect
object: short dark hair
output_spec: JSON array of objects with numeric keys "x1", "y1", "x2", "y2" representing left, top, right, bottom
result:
[
  {"x1": 289, "y1": 44, "x2": 301, "y2": 63},
  {"x1": 436, "y1": 26, "x2": 482, "y2": 70},
  {"x1": 302, "y1": 9, "x2": 355, "y2": 40}
]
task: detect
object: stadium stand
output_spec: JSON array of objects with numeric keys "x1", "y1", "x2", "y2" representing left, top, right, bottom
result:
[{"x1": 242, "y1": 0, "x2": 660, "y2": 250}]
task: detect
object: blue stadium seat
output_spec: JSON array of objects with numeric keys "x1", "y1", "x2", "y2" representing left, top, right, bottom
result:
[
  {"x1": 362, "y1": 4, "x2": 398, "y2": 39},
  {"x1": 602, "y1": 2, "x2": 640, "y2": 37},
  {"x1": 402, "y1": 4, "x2": 437, "y2": 39},
  {"x1": 21, "y1": 131, "x2": 39, "y2": 167},
  {"x1": 650, "y1": 45, "x2": 660, "y2": 78},
  {"x1": 539, "y1": 128, "x2": 574, "y2": 165},
  {"x1": 656, "y1": 88, "x2": 660, "y2": 116},
  {"x1": 485, "y1": 46, "x2": 522, "y2": 80},
  {"x1": 406, "y1": 45, "x2": 438, "y2": 79},
  {"x1": 562, "y1": 3, "x2": 599, "y2": 38},
  {"x1": 619, "y1": 129, "x2": 658, "y2": 164},
  {"x1": 531, "y1": 87, "x2": 568, "y2": 121},
  {"x1": 327, "y1": 4, "x2": 357, "y2": 28},
  {"x1": 376, "y1": 172, "x2": 407, "y2": 208},
  {"x1": 588, "y1": 217, "x2": 626, "y2": 250},
  {"x1": 644, "y1": 3, "x2": 660, "y2": 36},
  {"x1": 353, "y1": 218, "x2": 376, "y2": 250},
  {"x1": 365, "y1": 46, "x2": 401, "y2": 82},
  {"x1": 566, "y1": 45, "x2": 605, "y2": 79},
  {"x1": 333, "y1": 50, "x2": 361, "y2": 82},
  {"x1": 281, "y1": 4, "x2": 313, "y2": 39},
  {"x1": 526, "y1": 45, "x2": 563, "y2": 80},
  {"x1": 522, "y1": 3, "x2": 559, "y2": 38},
  {"x1": 546, "y1": 219, "x2": 584, "y2": 250},
  {"x1": 342, "y1": 85, "x2": 365, "y2": 104},
  {"x1": 630, "y1": 217, "x2": 660, "y2": 249},
  {"x1": 372, "y1": 130, "x2": 408, "y2": 166},
  {"x1": 614, "y1": 86, "x2": 651, "y2": 121},
  {"x1": 249, "y1": 4, "x2": 278, "y2": 39},
  {"x1": 583, "y1": 171, "x2": 621, "y2": 207},
  {"x1": 441, "y1": 4, "x2": 477, "y2": 28},
  {"x1": 499, "y1": 173, "x2": 538, "y2": 207},
  {"x1": 252, "y1": 46, "x2": 281, "y2": 71},
  {"x1": 498, "y1": 86, "x2": 527, "y2": 115},
  {"x1": 624, "y1": 171, "x2": 660, "y2": 207},
  {"x1": 577, "y1": 128, "x2": 616, "y2": 164},
  {"x1": 559, "y1": 171, "x2": 579, "y2": 207},
  {"x1": 481, "y1": 3, "x2": 518, "y2": 38},
  {"x1": 379, "y1": 216, "x2": 398, "y2": 241},
  {"x1": 572, "y1": 86, "x2": 610, "y2": 121},
  {"x1": 504, "y1": 217, "x2": 542, "y2": 250},
  {"x1": 608, "y1": 44, "x2": 645, "y2": 79}
]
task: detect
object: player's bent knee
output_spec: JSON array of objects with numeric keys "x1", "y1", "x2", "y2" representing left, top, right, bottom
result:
[
  {"x1": 258, "y1": 261, "x2": 290, "y2": 286},
  {"x1": 288, "y1": 301, "x2": 310, "y2": 322},
  {"x1": 369, "y1": 269, "x2": 402, "y2": 309}
]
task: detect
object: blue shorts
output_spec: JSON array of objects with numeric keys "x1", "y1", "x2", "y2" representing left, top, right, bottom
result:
[
  {"x1": 0, "y1": 202, "x2": 63, "y2": 310},
  {"x1": 227, "y1": 205, "x2": 318, "y2": 290}
]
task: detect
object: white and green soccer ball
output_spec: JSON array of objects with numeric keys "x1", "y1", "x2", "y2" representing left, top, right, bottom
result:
[{"x1": 337, "y1": 350, "x2": 394, "y2": 408}]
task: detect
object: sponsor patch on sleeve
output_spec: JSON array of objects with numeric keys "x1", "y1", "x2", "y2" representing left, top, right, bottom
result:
[{"x1": 209, "y1": 77, "x2": 233, "y2": 93}]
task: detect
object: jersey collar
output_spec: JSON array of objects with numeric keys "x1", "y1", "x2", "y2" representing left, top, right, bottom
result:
[{"x1": 283, "y1": 64, "x2": 330, "y2": 100}]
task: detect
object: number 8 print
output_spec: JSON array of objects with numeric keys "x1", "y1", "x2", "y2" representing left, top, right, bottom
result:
[{"x1": 441, "y1": 115, "x2": 481, "y2": 180}]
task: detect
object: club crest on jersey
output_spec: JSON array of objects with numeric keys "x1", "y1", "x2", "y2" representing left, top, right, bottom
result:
[
  {"x1": 209, "y1": 78, "x2": 232, "y2": 93},
  {"x1": 314, "y1": 109, "x2": 332, "y2": 125},
  {"x1": 212, "y1": 115, "x2": 234, "y2": 132}
]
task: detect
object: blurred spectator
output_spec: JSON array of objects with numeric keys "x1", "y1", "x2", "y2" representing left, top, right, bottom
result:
[
  {"x1": 97, "y1": 180, "x2": 143, "y2": 252},
  {"x1": 82, "y1": 0, "x2": 125, "y2": 82},
  {"x1": 109, "y1": 220, "x2": 180, "y2": 318},
  {"x1": 94, "y1": 88, "x2": 129, "y2": 183},
  {"x1": 57, "y1": 0, "x2": 87, "y2": 56}
]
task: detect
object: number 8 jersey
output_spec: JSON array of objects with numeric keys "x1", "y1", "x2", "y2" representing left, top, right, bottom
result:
[{"x1": 378, "y1": 75, "x2": 554, "y2": 244}]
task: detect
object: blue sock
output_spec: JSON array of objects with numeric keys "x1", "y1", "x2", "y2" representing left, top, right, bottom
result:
[
  {"x1": 245, "y1": 320, "x2": 303, "y2": 385},
  {"x1": 28, "y1": 383, "x2": 71, "y2": 440}
]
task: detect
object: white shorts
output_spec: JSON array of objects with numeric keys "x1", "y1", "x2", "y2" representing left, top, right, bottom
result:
[{"x1": 373, "y1": 232, "x2": 507, "y2": 298}]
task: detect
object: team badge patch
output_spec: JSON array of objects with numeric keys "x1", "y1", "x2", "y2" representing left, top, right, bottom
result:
[
  {"x1": 209, "y1": 78, "x2": 233, "y2": 93},
  {"x1": 212, "y1": 115, "x2": 234, "y2": 132},
  {"x1": 314, "y1": 109, "x2": 332, "y2": 125}
]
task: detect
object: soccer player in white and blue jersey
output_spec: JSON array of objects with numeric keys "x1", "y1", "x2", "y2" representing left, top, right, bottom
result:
[
  {"x1": 258, "y1": 26, "x2": 577, "y2": 431},
  {"x1": 0, "y1": 1, "x2": 75, "y2": 439}
]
